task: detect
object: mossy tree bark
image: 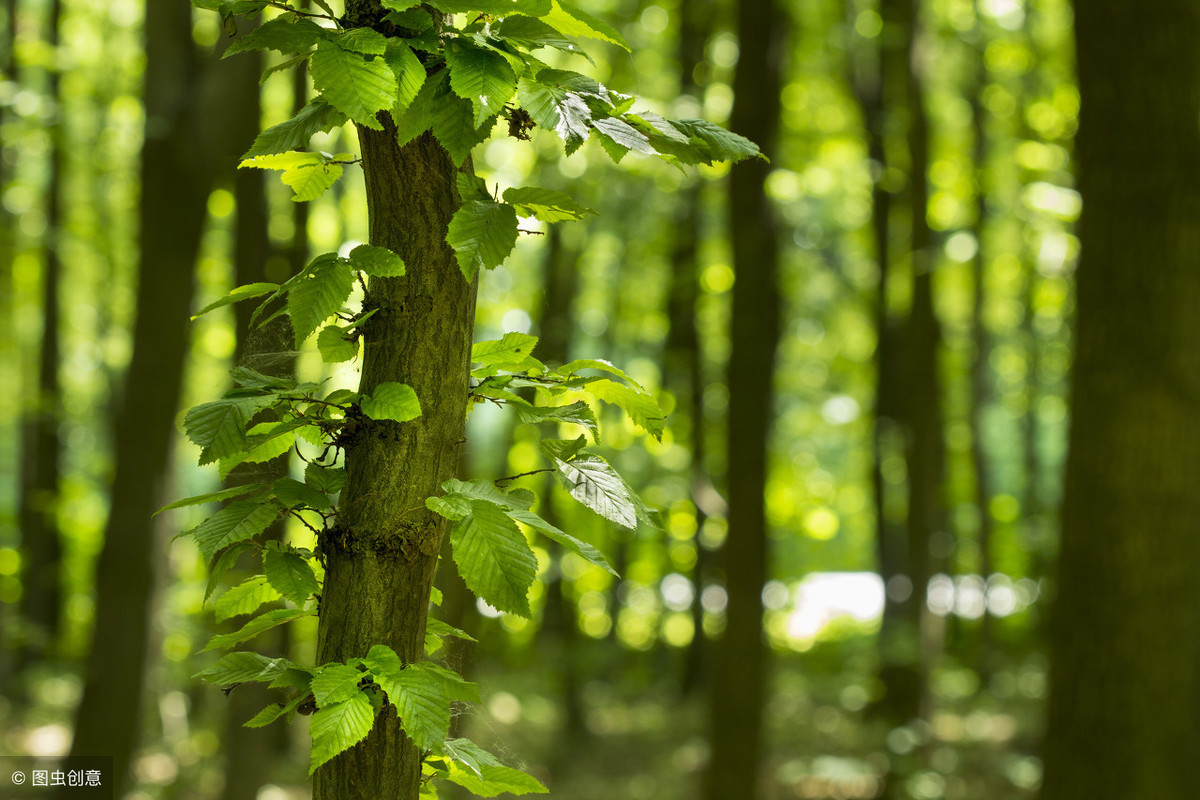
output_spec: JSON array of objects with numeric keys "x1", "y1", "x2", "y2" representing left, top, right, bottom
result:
[
  {"x1": 312, "y1": 114, "x2": 477, "y2": 797},
  {"x1": 1040, "y1": 2, "x2": 1200, "y2": 797}
]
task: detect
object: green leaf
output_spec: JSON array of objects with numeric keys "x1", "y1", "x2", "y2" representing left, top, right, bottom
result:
[
  {"x1": 510, "y1": 508, "x2": 616, "y2": 575},
  {"x1": 205, "y1": 542, "x2": 254, "y2": 602},
  {"x1": 426, "y1": 617, "x2": 477, "y2": 643},
  {"x1": 205, "y1": 607, "x2": 315, "y2": 652},
  {"x1": 338, "y1": 27, "x2": 388, "y2": 55},
  {"x1": 215, "y1": 575, "x2": 282, "y2": 621},
  {"x1": 450, "y1": 500, "x2": 538, "y2": 617},
  {"x1": 263, "y1": 547, "x2": 320, "y2": 606},
  {"x1": 493, "y1": 16, "x2": 589, "y2": 58},
  {"x1": 231, "y1": 366, "x2": 297, "y2": 391},
  {"x1": 541, "y1": 0, "x2": 628, "y2": 50},
  {"x1": 244, "y1": 703, "x2": 287, "y2": 728},
  {"x1": 428, "y1": 0, "x2": 550, "y2": 14},
  {"x1": 457, "y1": 173, "x2": 492, "y2": 204},
  {"x1": 241, "y1": 150, "x2": 349, "y2": 202},
  {"x1": 243, "y1": 97, "x2": 348, "y2": 159},
  {"x1": 370, "y1": 661, "x2": 479, "y2": 750},
  {"x1": 382, "y1": 39, "x2": 426, "y2": 117},
  {"x1": 501, "y1": 186, "x2": 594, "y2": 222},
  {"x1": 539, "y1": 434, "x2": 586, "y2": 462},
  {"x1": 309, "y1": 692, "x2": 376, "y2": 773},
  {"x1": 287, "y1": 256, "x2": 355, "y2": 346},
  {"x1": 190, "y1": 500, "x2": 279, "y2": 561},
  {"x1": 312, "y1": 663, "x2": 366, "y2": 707},
  {"x1": 349, "y1": 243, "x2": 406, "y2": 277},
  {"x1": 517, "y1": 77, "x2": 591, "y2": 154},
  {"x1": 669, "y1": 118, "x2": 765, "y2": 164},
  {"x1": 360, "y1": 382, "x2": 422, "y2": 422},
  {"x1": 305, "y1": 463, "x2": 348, "y2": 494},
  {"x1": 431, "y1": 85, "x2": 495, "y2": 166},
  {"x1": 446, "y1": 39, "x2": 518, "y2": 128},
  {"x1": 444, "y1": 761, "x2": 549, "y2": 796},
  {"x1": 317, "y1": 324, "x2": 359, "y2": 363},
  {"x1": 195, "y1": 652, "x2": 296, "y2": 685},
  {"x1": 260, "y1": 52, "x2": 312, "y2": 84},
  {"x1": 442, "y1": 737, "x2": 501, "y2": 775},
  {"x1": 155, "y1": 482, "x2": 267, "y2": 516},
  {"x1": 552, "y1": 454, "x2": 637, "y2": 529},
  {"x1": 238, "y1": 420, "x2": 297, "y2": 464},
  {"x1": 554, "y1": 358, "x2": 646, "y2": 391},
  {"x1": 273, "y1": 477, "x2": 332, "y2": 510},
  {"x1": 193, "y1": 282, "x2": 280, "y2": 319},
  {"x1": 310, "y1": 39, "x2": 397, "y2": 130},
  {"x1": 584, "y1": 378, "x2": 665, "y2": 439},
  {"x1": 394, "y1": 69, "x2": 444, "y2": 148},
  {"x1": 472, "y1": 332, "x2": 539, "y2": 369},
  {"x1": 224, "y1": 16, "x2": 326, "y2": 58},
  {"x1": 513, "y1": 400, "x2": 598, "y2": 440},
  {"x1": 592, "y1": 116, "x2": 656, "y2": 160},
  {"x1": 446, "y1": 201, "x2": 519, "y2": 280},
  {"x1": 184, "y1": 395, "x2": 273, "y2": 465}
]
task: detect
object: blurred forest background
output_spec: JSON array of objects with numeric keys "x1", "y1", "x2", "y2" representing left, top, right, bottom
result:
[{"x1": 2, "y1": 0, "x2": 1195, "y2": 798}]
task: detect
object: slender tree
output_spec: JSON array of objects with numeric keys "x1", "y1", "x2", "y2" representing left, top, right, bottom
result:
[
  {"x1": 178, "y1": 2, "x2": 761, "y2": 798},
  {"x1": 1040, "y1": 2, "x2": 1200, "y2": 797},
  {"x1": 704, "y1": 0, "x2": 786, "y2": 795}
]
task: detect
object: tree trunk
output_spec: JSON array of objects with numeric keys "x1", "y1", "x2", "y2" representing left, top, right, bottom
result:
[
  {"x1": 16, "y1": 0, "x2": 64, "y2": 671},
  {"x1": 64, "y1": 4, "x2": 231, "y2": 792},
  {"x1": 1040, "y1": 2, "x2": 1200, "y2": 797},
  {"x1": 312, "y1": 117, "x2": 477, "y2": 798},
  {"x1": 703, "y1": 0, "x2": 785, "y2": 795}
]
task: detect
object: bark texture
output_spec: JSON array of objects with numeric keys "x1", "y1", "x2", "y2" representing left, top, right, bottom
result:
[
  {"x1": 1040, "y1": 3, "x2": 1200, "y2": 797},
  {"x1": 313, "y1": 122, "x2": 477, "y2": 799},
  {"x1": 702, "y1": 0, "x2": 785, "y2": 795}
]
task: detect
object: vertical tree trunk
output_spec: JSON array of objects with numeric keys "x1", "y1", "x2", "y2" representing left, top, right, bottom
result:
[
  {"x1": 703, "y1": 0, "x2": 785, "y2": 795},
  {"x1": 16, "y1": 0, "x2": 64, "y2": 670},
  {"x1": 312, "y1": 113, "x2": 477, "y2": 798},
  {"x1": 1040, "y1": 2, "x2": 1200, "y2": 797},
  {"x1": 64, "y1": 3, "x2": 231, "y2": 792}
]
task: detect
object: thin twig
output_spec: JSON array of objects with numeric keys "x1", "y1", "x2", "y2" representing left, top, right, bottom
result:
[{"x1": 495, "y1": 468, "x2": 554, "y2": 484}]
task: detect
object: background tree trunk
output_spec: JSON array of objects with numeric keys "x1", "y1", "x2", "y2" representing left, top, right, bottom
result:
[
  {"x1": 703, "y1": 0, "x2": 786, "y2": 795},
  {"x1": 1040, "y1": 2, "x2": 1200, "y2": 797}
]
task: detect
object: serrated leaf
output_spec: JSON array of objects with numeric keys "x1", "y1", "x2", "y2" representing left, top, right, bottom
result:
[
  {"x1": 457, "y1": 172, "x2": 491, "y2": 203},
  {"x1": 184, "y1": 396, "x2": 273, "y2": 465},
  {"x1": 382, "y1": 39, "x2": 426, "y2": 117},
  {"x1": 195, "y1": 651, "x2": 295, "y2": 685},
  {"x1": 501, "y1": 186, "x2": 594, "y2": 222},
  {"x1": 338, "y1": 27, "x2": 388, "y2": 55},
  {"x1": 669, "y1": 118, "x2": 765, "y2": 164},
  {"x1": 394, "y1": 68, "x2": 443, "y2": 148},
  {"x1": 371, "y1": 661, "x2": 479, "y2": 750},
  {"x1": 287, "y1": 257, "x2": 355, "y2": 346},
  {"x1": 225, "y1": 16, "x2": 326, "y2": 58},
  {"x1": 318, "y1": 324, "x2": 359, "y2": 363},
  {"x1": 215, "y1": 575, "x2": 282, "y2": 621},
  {"x1": 447, "y1": 201, "x2": 519, "y2": 280},
  {"x1": 305, "y1": 463, "x2": 348, "y2": 494},
  {"x1": 426, "y1": 617, "x2": 477, "y2": 643},
  {"x1": 442, "y1": 738, "x2": 501, "y2": 776},
  {"x1": 431, "y1": 86, "x2": 494, "y2": 166},
  {"x1": 244, "y1": 703, "x2": 287, "y2": 728},
  {"x1": 493, "y1": 16, "x2": 590, "y2": 59},
  {"x1": 264, "y1": 548, "x2": 320, "y2": 606},
  {"x1": 541, "y1": 0, "x2": 628, "y2": 50},
  {"x1": 428, "y1": 0, "x2": 550, "y2": 13},
  {"x1": 273, "y1": 477, "x2": 332, "y2": 510},
  {"x1": 243, "y1": 97, "x2": 348, "y2": 159},
  {"x1": 539, "y1": 435, "x2": 586, "y2": 462},
  {"x1": 592, "y1": 116, "x2": 656, "y2": 160},
  {"x1": 155, "y1": 482, "x2": 267, "y2": 516},
  {"x1": 241, "y1": 151, "x2": 350, "y2": 202},
  {"x1": 205, "y1": 607, "x2": 315, "y2": 652},
  {"x1": 584, "y1": 378, "x2": 664, "y2": 439},
  {"x1": 553, "y1": 455, "x2": 636, "y2": 529},
  {"x1": 446, "y1": 39, "x2": 518, "y2": 128},
  {"x1": 349, "y1": 244, "x2": 406, "y2": 277},
  {"x1": 554, "y1": 358, "x2": 646, "y2": 391},
  {"x1": 205, "y1": 542, "x2": 254, "y2": 602},
  {"x1": 193, "y1": 282, "x2": 280, "y2": 319},
  {"x1": 310, "y1": 39, "x2": 396, "y2": 130},
  {"x1": 360, "y1": 382, "x2": 422, "y2": 422},
  {"x1": 513, "y1": 400, "x2": 598, "y2": 440},
  {"x1": 450, "y1": 500, "x2": 538, "y2": 617},
  {"x1": 444, "y1": 761, "x2": 548, "y2": 796},
  {"x1": 312, "y1": 663, "x2": 366, "y2": 707},
  {"x1": 510, "y1": 508, "x2": 616, "y2": 575},
  {"x1": 309, "y1": 692, "x2": 376, "y2": 773},
  {"x1": 239, "y1": 420, "x2": 297, "y2": 464},
  {"x1": 190, "y1": 500, "x2": 279, "y2": 561},
  {"x1": 472, "y1": 332, "x2": 539, "y2": 368},
  {"x1": 517, "y1": 77, "x2": 590, "y2": 153},
  {"x1": 260, "y1": 52, "x2": 311, "y2": 84}
]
